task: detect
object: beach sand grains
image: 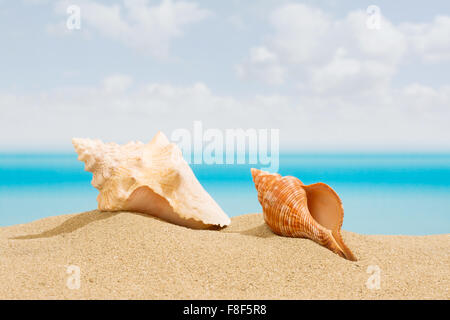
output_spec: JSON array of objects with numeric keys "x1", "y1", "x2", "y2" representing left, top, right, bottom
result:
[{"x1": 0, "y1": 211, "x2": 448, "y2": 299}]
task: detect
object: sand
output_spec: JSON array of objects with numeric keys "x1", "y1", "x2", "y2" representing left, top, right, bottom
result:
[{"x1": 0, "y1": 211, "x2": 448, "y2": 299}]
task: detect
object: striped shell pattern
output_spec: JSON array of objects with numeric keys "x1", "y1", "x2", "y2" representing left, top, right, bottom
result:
[{"x1": 251, "y1": 168, "x2": 356, "y2": 261}]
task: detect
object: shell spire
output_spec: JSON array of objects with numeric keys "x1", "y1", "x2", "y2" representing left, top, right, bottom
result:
[
  {"x1": 251, "y1": 168, "x2": 356, "y2": 261},
  {"x1": 72, "y1": 133, "x2": 231, "y2": 229}
]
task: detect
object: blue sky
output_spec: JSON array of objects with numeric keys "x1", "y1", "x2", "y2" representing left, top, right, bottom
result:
[{"x1": 1, "y1": 0, "x2": 449, "y2": 151}]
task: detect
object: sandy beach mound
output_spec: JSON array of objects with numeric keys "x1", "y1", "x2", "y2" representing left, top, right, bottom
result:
[{"x1": 0, "y1": 211, "x2": 448, "y2": 299}]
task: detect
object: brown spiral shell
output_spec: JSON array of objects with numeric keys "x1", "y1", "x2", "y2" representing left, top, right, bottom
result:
[{"x1": 251, "y1": 168, "x2": 356, "y2": 261}]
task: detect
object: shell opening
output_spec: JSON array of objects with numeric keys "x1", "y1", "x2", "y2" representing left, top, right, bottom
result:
[
  {"x1": 304, "y1": 183, "x2": 357, "y2": 261},
  {"x1": 124, "y1": 186, "x2": 215, "y2": 230}
]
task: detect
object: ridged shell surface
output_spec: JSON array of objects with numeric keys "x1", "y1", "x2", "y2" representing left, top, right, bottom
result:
[
  {"x1": 72, "y1": 132, "x2": 230, "y2": 229},
  {"x1": 251, "y1": 168, "x2": 356, "y2": 261}
]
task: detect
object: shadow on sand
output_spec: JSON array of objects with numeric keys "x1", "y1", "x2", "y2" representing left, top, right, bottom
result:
[
  {"x1": 222, "y1": 222, "x2": 275, "y2": 239},
  {"x1": 10, "y1": 210, "x2": 119, "y2": 240},
  {"x1": 11, "y1": 210, "x2": 275, "y2": 240}
]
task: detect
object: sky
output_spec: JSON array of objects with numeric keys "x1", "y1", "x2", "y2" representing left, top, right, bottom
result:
[{"x1": 0, "y1": 0, "x2": 449, "y2": 151}]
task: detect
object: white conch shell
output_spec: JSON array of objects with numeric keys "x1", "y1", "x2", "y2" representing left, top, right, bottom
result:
[{"x1": 72, "y1": 132, "x2": 230, "y2": 229}]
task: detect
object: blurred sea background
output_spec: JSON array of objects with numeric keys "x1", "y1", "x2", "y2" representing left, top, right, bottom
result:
[{"x1": 1, "y1": 152, "x2": 449, "y2": 235}]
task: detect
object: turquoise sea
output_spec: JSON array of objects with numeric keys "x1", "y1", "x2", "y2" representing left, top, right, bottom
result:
[{"x1": 0, "y1": 153, "x2": 449, "y2": 235}]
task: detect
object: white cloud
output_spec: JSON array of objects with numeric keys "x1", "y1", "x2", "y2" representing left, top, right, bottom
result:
[
  {"x1": 1, "y1": 76, "x2": 450, "y2": 151},
  {"x1": 401, "y1": 83, "x2": 450, "y2": 111},
  {"x1": 49, "y1": 0, "x2": 211, "y2": 58},
  {"x1": 344, "y1": 11, "x2": 407, "y2": 64},
  {"x1": 249, "y1": 46, "x2": 277, "y2": 64},
  {"x1": 236, "y1": 46, "x2": 285, "y2": 85},
  {"x1": 237, "y1": 4, "x2": 407, "y2": 89},
  {"x1": 268, "y1": 3, "x2": 331, "y2": 65},
  {"x1": 3, "y1": 2, "x2": 450, "y2": 151},
  {"x1": 102, "y1": 74, "x2": 134, "y2": 93},
  {"x1": 401, "y1": 15, "x2": 450, "y2": 62},
  {"x1": 45, "y1": 19, "x2": 92, "y2": 38},
  {"x1": 309, "y1": 48, "x2": 396, "y2": 95},
  {"x1": 237, "y1": 3, "x2": 449, "y2": 94},
  {"x1": 231, "y1": 4, "x2": 450, "y2": 150}
]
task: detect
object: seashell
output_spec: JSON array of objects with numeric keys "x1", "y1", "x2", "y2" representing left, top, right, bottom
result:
[
  {"x1": 72, "y1": 132, "x2": 230, "y2": 229},
  {"x1": 251, "y1": 168, "x2": 356, "y2": 261}
]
